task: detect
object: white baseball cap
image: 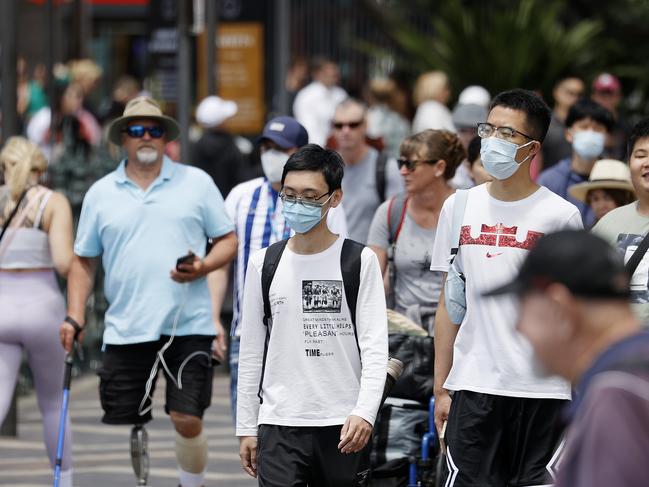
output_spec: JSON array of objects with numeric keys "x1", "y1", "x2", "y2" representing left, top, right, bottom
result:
[{"x1": 195, "y1": 96, "x2": 238, "y2": 128}]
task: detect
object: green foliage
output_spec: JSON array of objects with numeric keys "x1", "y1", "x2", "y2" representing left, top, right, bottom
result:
[{"x1": 366, "y1": 0, "x2": 606, "y2": 99}]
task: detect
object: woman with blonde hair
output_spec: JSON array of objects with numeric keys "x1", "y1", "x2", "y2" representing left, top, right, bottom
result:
[
  {"x1": 368, "y1": 129, "x2": 465, "y2": 334},
  {"x1": 0, "y1": 136, "x2": 74, "y2": 486}
]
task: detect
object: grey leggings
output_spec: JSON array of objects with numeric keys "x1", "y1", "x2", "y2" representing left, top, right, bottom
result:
[{"x1": 0, "y1": 270, "x2": 72, "y2": 470}]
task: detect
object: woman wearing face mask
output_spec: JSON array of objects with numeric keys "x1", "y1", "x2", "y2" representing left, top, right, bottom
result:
[
  {"x1": 569, "y1": 158, "x2": 635, "y2": 225},
  {"x1": 367, "y1": 129, "x2": 465, "y2": 334},
  {"x1": 0, "y1": 137, "x2": 74, "y2": 486},
  {"x1": 537, "y1": 98, "x2": 615, "y2": 226}
]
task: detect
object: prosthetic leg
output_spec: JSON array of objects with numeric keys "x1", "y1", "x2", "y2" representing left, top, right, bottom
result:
[{"x1": 130, "y1": 425, "x2": 150, "y2": 486}]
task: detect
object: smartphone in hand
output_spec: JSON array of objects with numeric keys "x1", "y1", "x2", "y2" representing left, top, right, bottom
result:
[{"x1": 176, "y1": 252, "x2": 196, "y2": 272}]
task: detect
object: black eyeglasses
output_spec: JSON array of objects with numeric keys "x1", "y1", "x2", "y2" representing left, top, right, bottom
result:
[
  {"x1": 477, "y1": 122, "x2": 535, "y2": 141},
  {"x1": 123, "y1": 125, "x2": 166, "y2": 139},
  {"x1": 397, "y1": 158, "x2": 439, "y2": 172},
  {"x1": 332, "y1": 120, "x2": 364, "y2": 130}
]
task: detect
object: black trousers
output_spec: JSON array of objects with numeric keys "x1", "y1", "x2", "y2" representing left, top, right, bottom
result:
[
  {"x1": 257, "y1": 424, "x2": 371, "y2": 487},
  {"x1": 445, "y1": 390, "x2": 567, "y2": 487}
]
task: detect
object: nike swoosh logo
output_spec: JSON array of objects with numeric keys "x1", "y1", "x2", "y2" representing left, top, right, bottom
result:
[{"x1": 486, "y1": 252, "x2": 504, "y2": 258}]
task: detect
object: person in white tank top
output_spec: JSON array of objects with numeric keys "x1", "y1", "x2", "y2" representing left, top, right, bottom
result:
[{"x1": 0, "y1": 136, "x2": 74, "y2": 486}]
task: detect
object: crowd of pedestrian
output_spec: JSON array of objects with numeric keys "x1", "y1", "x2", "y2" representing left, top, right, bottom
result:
[{"x1": 1, "y1": 54, "x2": 649, "y2": 487}]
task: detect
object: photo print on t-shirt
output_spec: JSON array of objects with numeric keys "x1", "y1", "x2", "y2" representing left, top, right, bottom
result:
[
  {"x1": 302, "y1": 280, "x2": 343, "y2": 313},
  {"x1": 618, "y1": 233, "x2": 649, "y2": 304}
]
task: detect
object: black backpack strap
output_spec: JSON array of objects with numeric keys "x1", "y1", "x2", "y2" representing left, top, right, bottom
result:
[
  {"x1": 375, "y1": 151, "x2": 388, "y2": 202},
  {"x1": 341, "y1": 239, "x2": 365, "y2": 356},
  {"x1": 387, "y1": 193, "x2": 409, "y2": 245},
  {"x1": 626, "y1": 232, "x2": 649, "y2": 278},
  {"x1": 258, "y1": 239, "x2": 289, "y2": 403}
]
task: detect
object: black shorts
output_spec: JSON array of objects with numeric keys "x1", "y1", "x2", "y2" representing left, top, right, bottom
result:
[
  {"x1": 445, "y1": 390, "x2": 566, "y2": 487},
  {"x1": 257, "y1": 424, "x2": 371, "y2": 487},
  {"x1": 97, "y1": 335, "x2": 214, "y2": 425}
]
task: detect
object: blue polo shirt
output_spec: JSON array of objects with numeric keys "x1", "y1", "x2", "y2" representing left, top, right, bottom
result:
[{"x1": 74, "y1": 156, "x2": 234, "y2": 344}]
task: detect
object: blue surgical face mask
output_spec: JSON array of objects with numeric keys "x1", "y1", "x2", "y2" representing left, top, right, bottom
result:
[
  {"x1": 480, "y1": 137, "x2": 535, "y2": 180},
  {"x1": 572, "y1": 130, "x2": 605, "y2": 160},
  {"x1": 282, "y1": 195, "x2": 333, "y2": 234}
]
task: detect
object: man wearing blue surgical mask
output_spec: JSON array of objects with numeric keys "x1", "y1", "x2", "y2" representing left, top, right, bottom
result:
[
  {"x1": 236, "y1": 145, "x2": 388, "y2": 485},
  {"x1": 208, "y1": 116, "x2": 347, "y2": 425},
  {"x1": 431, "y1": 89, "x2": 583, "y2": 487},
  {"x1": 538, "y1": 98, "x2": 615, "y2": 226}
]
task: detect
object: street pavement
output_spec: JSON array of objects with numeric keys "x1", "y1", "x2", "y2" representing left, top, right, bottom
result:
[{"x1": 0, "y1": 368, "x2": 256, "y2": 487}]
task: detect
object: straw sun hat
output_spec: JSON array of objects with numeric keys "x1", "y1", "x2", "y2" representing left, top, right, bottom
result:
[
  {"x1": 568, "y1": 159, "x2": 635, "y2": 202},
  {"x1": 107, "y1": 96, "x2": 180, "y2": 145}
]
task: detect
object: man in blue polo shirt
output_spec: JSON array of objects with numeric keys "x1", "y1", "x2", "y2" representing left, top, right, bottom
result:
[
  {"x1": 208, "y1": 116, "x2": 347, "y2": 422},
  {"x1": 59, "y1": 96, "x2": 237, "y2": 487}
]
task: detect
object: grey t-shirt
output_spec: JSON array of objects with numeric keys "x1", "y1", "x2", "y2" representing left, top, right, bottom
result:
[
  {"x1": 368, "y1": 199, "x2": 443, "y2": 335},
  {"x1": 341, "y1": 147, "x2": 404, "y2": 243},
  {"x1": 593, "y1": 202, "x2": 649, "y2": 325}
]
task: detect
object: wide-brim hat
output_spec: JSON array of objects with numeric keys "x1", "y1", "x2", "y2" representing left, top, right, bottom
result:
[
  {"x1": 568, "y1": 159, "x2": 634, "y2": 202},
  {"x1": 107, "y1": 96, "x2": 180, "y2": 145}
]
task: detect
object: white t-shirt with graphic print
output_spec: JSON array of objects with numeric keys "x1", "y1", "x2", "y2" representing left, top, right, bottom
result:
[
  {"x1": 430, "y1": 184, "x2": 582, "y2": 399},
  {"x1": 236, "y1": 237, "x2": 388, "y2": 436}
]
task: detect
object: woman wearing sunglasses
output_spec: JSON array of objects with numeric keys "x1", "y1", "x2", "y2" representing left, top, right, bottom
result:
[{"x1": 368, "y1": 129, "x2": 465, "y2": 334}]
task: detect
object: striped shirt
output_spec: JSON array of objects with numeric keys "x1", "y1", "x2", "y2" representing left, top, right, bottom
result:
[{"x1": 225, "y1": 177, "x2": 347, "y2": 336}]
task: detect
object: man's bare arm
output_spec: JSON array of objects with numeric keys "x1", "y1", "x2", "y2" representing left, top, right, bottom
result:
[{"x1": 60, "y1": 255, "x2": 98, "y2": 352}]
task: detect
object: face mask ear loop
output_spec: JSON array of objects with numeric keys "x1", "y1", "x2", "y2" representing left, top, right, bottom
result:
[
  {"x1": 517, "y1": 140, "x2": 535, "y2": 166},
  {"x1": 319, "y1": 193, "x2": 335, "y2": 223}
]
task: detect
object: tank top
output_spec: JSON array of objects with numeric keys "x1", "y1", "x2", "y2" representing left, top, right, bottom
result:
[{"x1": 0, "y1": 189, "x2": 55, "y2": 269}]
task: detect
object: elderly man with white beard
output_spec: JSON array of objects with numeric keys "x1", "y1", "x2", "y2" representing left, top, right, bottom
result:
[{"x1": 59, "y1": 96, "x2": 237, "y2": 487}]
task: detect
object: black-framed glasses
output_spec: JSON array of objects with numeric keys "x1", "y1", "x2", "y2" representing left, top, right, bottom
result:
[
  {"x1": 123, "y1": 125, "x2": 166, "y2": 139},
  {"x1": 279, "y1": 191, "x2": 331, "y2": 208},
  {"x1": 332, "y1": 120, "x2": 364, "y2": 130},
  {"x1": 397, "y1": 158, "x2": 439, "y2": 172},
  {"x1": 477, "y1": 122, "x2": 535, "y2": 141}
]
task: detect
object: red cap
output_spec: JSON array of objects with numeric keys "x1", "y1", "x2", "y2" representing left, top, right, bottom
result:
[{"x1": 593, "y1": 73, "x2": 621, "y2": 93}]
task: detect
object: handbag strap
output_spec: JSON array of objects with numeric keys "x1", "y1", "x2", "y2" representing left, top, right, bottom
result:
[
  {"x1": 0, "y1": 189, "x2": 29, "y2": 243},
  {"x1": 626, "y1": 231, "x2": 649, "y2": 277},
  {"x1": 0, "y1": 188, "x2": 47, "y2": 261}
]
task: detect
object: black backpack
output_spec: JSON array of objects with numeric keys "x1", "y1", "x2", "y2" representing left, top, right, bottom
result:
[{"x1": 257, "y1": 238, "x2": 365, "y2": 403}]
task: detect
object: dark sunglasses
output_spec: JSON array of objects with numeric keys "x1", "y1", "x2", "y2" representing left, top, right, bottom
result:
[
  {"x1": 397, "y1": 158, "x2": 439, "y2": 171},
  {"x1": 332, "y1": 120, "x2": 364, "y2": 130},
  {"x1": 123, "y1": 125, "x2": 166, "y2": 139}
]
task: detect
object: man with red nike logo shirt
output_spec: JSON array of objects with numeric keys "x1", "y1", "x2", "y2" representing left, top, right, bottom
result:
[{"x1": 431, "y1": 89, "x2": 582, "y2": 486}]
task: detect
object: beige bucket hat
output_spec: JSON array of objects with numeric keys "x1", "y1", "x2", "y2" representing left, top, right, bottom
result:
[
  {"x1": 568, "y1": 159, "x2": 635, "y2": 202},
  {"x1": 107, "y1": 96, "x2": 180, "y2": 145}
]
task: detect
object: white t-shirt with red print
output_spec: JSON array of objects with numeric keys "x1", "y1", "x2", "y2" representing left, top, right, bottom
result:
[{"x1": 431, "y1": 184, "x2": 582, "y2": 399}]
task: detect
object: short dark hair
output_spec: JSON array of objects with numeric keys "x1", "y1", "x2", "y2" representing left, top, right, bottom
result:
[
  {"x1": 281, "y1": 144, "x2": 344, "y2": 192},
  {"x1": 628, "y1": 118, "x2": 649, "y2": 157},
  {"x1": 467, "y1": 135, "x2": 482, "y2": 164},
  {"x1": 565, "y1": 98, "x2": 614, "y2": 131},
  {"x1": 489, "y1": 89, "x2": 552, "y2": 142}
]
